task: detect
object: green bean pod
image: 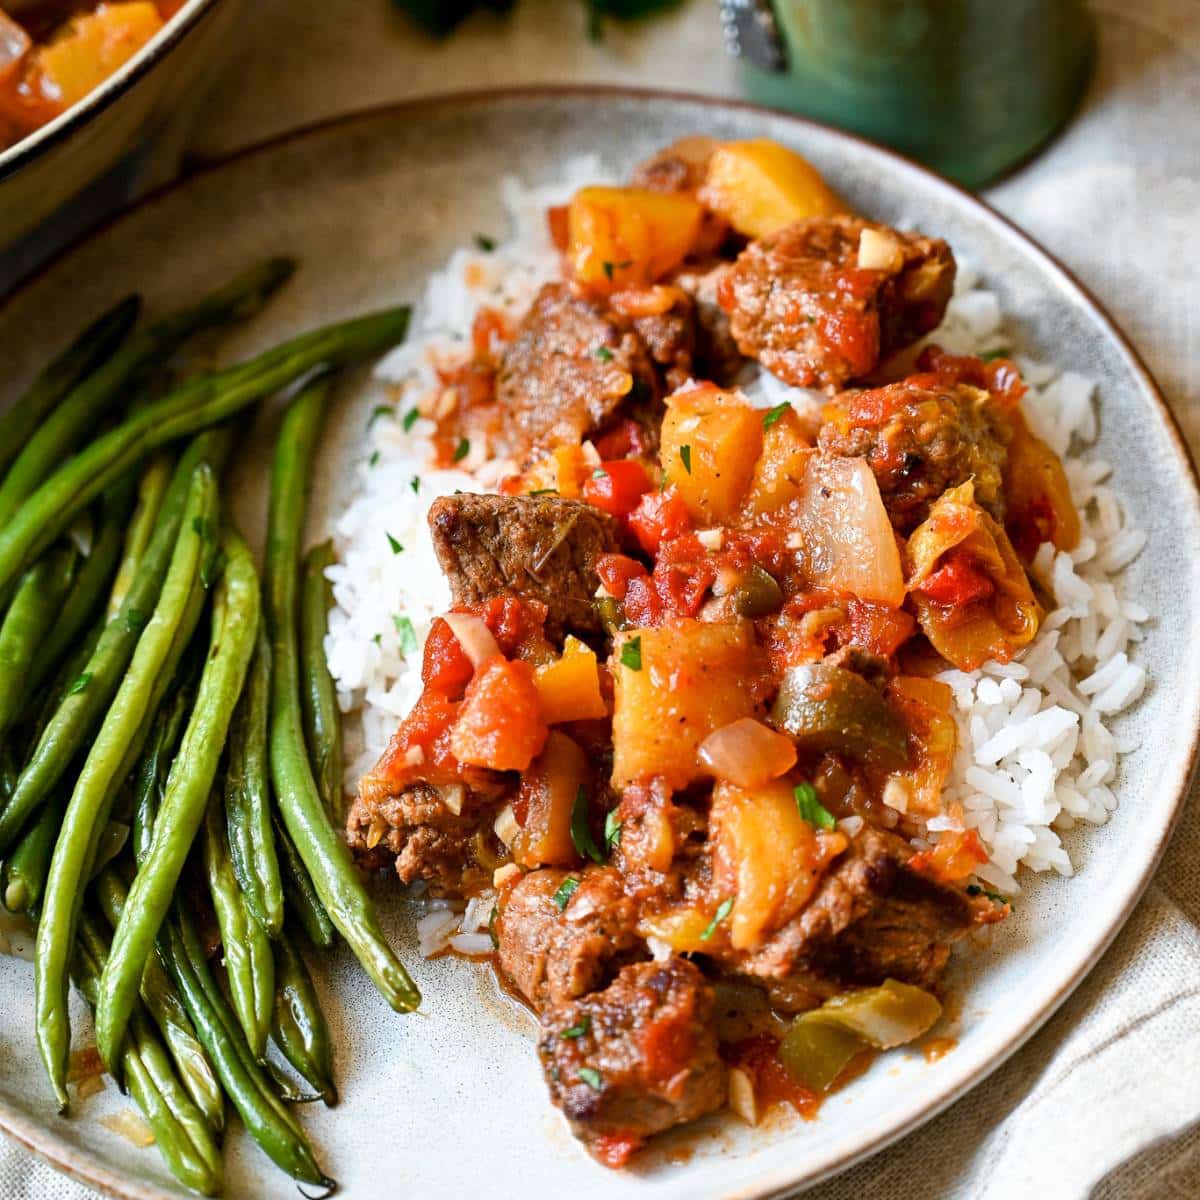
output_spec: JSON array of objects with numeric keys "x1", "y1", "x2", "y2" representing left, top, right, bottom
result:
[
  {"x1": 0, "y1": 430, "x2": 231, "y2": 855},
  {"x1": 107, "y1": 453, "x2": 173, "y2": 620},
  {"x1": 1, "y1": 792, "x2": 65, "y2": 914},
  {"x1": 0, "y1": 545, "x2": 77, "y2": 737},
  {"x1": 0, "y1": 259, "x2": 291, "y2": 529},
  {"x1": 271, "y1": 930, "x2": 337, "y2": 1105},
  {"x1": 93, "y1": 866, "x2": 224, "y2": 1132},
  {"x1": 0, "y1": 305, "x2": 410, "y2": 598},
  {"x1": 274, "y1": 812, "x2": 335, "y2": 950},
  {"x1": 300, "y1": 540, "x2": 344, "y2": 822},
  {"x1": 202, "y1": 789, "x2": 275, "y2": 1059},
  {"x1": 158, "y1": 909, "x2": 333, "y2": 1187},
  {"x1": 0, "y1": 295, "x2": 140, "y2": 481},
  {"x1": 36, "y1": 466, "x2": 215, "y2": 1109},
  {"x1": 266, "y1": 378, "x2": 419, "y2": 1013},
  {"x1": 97, "y1": 527, "x2": 259, "y2": 1072},
  {"x1": 225, "y1": 621, "x2": 284, "y2": 936}
]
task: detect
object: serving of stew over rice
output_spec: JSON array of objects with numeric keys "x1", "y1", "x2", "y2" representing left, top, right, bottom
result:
[{"x1": 321, "y1": 138, "x2": 1148, "y2": 1166}]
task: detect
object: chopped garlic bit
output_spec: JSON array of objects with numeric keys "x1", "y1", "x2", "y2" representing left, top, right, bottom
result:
[
  {"x1": 696, "y1": 528, "x2": 724, "y2": 551},
  {"x1": 494, "y1": 804, "x2": 518, "y2": 847},
  {"x1": 493, "y1": 863, "x2": 522, "y2": 888},
  {"x1": 366, "y1": 819, "x2": 387, "y2": 850},
  {"x1": 858, "y1": 227, "x2": 904, "y2": 272},
  {"x1": 728, "y1": 1067, "x2": 758, "y2": 1126},
  {"x1": 581, "y1": 440, "x2": 602, "y2": 467},
  {"x1": 439, "y1": 783, "x2": 466, "y2": 816},
  {"x1": 101, "y1": 1108, "x2": 156, "y2": 1148},
  {"x1": 882, "y1": 777, "x2": 911, "y2": 813},
  {"x1": 403, "y1": 745, "x2": 426, "y2": 767}
]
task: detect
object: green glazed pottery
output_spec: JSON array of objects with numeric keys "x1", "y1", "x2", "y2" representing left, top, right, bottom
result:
[{"x1": 722, "y1": 0, "x2": 1095, "y2": 188}]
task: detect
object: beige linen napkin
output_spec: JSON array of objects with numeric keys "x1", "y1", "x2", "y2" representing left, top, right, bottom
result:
[{"x1": 2, "y1": 1, "x2": 1198, "y2": 1196}]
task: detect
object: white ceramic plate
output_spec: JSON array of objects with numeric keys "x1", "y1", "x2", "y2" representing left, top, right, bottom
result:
[{"x1": 1, "y1": 89, "x2": 1198, "y2": 1200}]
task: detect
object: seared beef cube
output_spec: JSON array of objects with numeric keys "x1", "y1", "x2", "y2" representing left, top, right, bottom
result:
[
  {"x1": 630, "y1": 292, "x2": 697, "y2": 391},
  {"x1": 539, "y1": 958, "x2": 726, "y2": 1161},
  {"x1": 496, "y1": 868, "x2": 642, "y2": 1011},
  {"x1": 738, "y1": 828, "x2": 1004, "y2": 988},
  {"x1": 818, "y1": 377, "x2": 1009, "y2": 531},
  {"x1": 428, "y1": 493, "x2": 618, "y2": 638},
  {"x1": 496, "y1": 283, "x2": 660, "y2": 461},
  {"x1": 631, "y1": 137, "x2": 716, "y2": 195},
  {"x1": 345, "y1": 780, "x2": 508, "y2": 892},
  {"x1": 720, "y1": 216, "x2": 955, "y2": 389},
  {"x1": 675, "y1": 263, "x2": 746, "y2": 385}
]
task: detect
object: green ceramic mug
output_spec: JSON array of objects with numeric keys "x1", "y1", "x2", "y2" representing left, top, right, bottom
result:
[{"x1": 721, "y1": 0, "x2": 1095, "y2": 188}]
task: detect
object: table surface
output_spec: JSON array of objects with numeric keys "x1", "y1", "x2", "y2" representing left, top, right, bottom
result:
[{"x1": 2, "y1": 1, "x2": 1199, "y2": 1196}]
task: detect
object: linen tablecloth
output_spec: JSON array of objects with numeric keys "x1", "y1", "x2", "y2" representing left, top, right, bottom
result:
[{"x1": 2, "y1": 1, "x2": 1198, "y2": 1195}]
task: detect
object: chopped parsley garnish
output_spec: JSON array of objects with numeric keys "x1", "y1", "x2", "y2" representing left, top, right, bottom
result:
[
  {"x1": 700, "y1": 897, "x2": 734, "y2": 942},
  {"x1": 571, "y1": 788, "x2": 605, "y2": 865},
  {"x1": 393, "y1": 614, "x2": 419, "y2": 655},
  {"x1": 601, "y1": 259, "x2": 632, "y2": 280},
  {"x1": 794, "y1": 782, "x2": 836, "y2": 830},
  {"x1": 410, "y1": 475, "x2": 421, "y2": 494},
  {"x1": 591, "y1": 467, "x2": 608, "y2": 480},
  {"x1": 552, "y1": 876, "x2": 580, "y2": 911},
  {"x1": 619, "y1": 635, "x2": 642, "y2": 671},
  {"x1": 577, "y1": 1067, "x2": 604, "y2": 1091},
  {"x1": 594, "y1": 346, "x2": 614, "y2": 362},
  {"x1": 528, "y1": 487, "x2": 558, "y2": 496},
  {"x1": 762, "y1": 402, "x2": 791, "y2": 429},
  {"x1": 124, "y1": 608, "x2": 146, "y2": 634},
  {"x1": 488, "y1": 905, "x2": 499, "y2": 949},
  {"x1": 372, "y1": 633, "x2": 382, "y2": 645},
  {"x1": 369, "y1": 450, "x2": 381, "y2": 467},
  {"x1": 67, "y1": 672, "x2": 93, "y2": 697},
  {"x1": 604, "y1": 810, "x2": 623, "y2": 852},
  {"x1": 367, "y1": 404, "x2": 392, "y2": 429},
  {"x1": 386, "y1": 532, "x2": 403, "y2": 555},
  {"x1": 474, "y1": 233, "x2": 497, "y2": 252},
  {"x1": 980, "y1": 348, "x2": 1010, "y2": 363},
  {"x1": 967, "y1": 884, "x2": 1011, "y2": 907},
  {"x1": 679, "y1": 444, "x2": 692, "y2": 474},
  {"x1": 561, "y1": 1015, "x2": 591, "y2": 1040},
  {"x1": 402, "y1": 408, "x2": 420, "y2": 432},
  {"x1": 453, "y1": 437, "x2": 470, "y2": 463}
]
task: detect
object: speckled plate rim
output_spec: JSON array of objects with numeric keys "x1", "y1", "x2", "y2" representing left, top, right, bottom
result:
[{"x1": 0, "y1": 85, "x2": 1196, "y2": 1200}]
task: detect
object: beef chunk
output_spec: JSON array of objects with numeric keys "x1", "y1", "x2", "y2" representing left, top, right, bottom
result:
[
  {"x1": 495, "y1": 283, "x2": 661, "y2": 461},
  {"x1": 720, "y1": 216, "x2": 955, "y2": 389},
  {"x1": 630, "y1": 292, "x2": 697, "y2": 391},
  {"x1": 539, "y1": 958, "x2": 726, "y2": 1159},
  {"x1": 496, "y1": 868, "x2": 642, "y2": 1011},
  {"x1": 817, "y1": 377, "x2": 1010, "y2": 532},
  {"x1": 428, "y1": 493, "x2": 618, "y2": 638},
  {"x1": 674, "y1": 263, "x2": 746, "y2": 385},
  {"x1": 736, "y1": 827, "x2": 1003, "y2": 989},
  {"x1": 345, "y1": 781, "x2": 507, "y2": 892}
]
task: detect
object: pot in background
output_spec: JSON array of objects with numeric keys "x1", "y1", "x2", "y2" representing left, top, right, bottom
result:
[{"x1": 721, "y1": 0, "x2": 1095, "y2": 188}]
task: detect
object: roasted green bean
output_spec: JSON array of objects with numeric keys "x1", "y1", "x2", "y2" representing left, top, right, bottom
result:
[
  {"x1": 300, "y1": 539, "x2": 344, "y2": 823},
  {"x1": 274, "y1": 812, "x2": 335, "y2": 950},
  {"x1": 1, "y1": 792, "x2": 64, "y2": 915},
  {"x1": 36, "y1": 466, "x2": 215, "y2": 1109},
  {"x1": 266, "y1": 377, "x2": 419, "y2": 1013},
  {"x1": 97, "y1": 527, "x2": 259, "y2": 1071},
  {"x1": 107, "y1": 453, "x2": 173, "y2": 620},
  {"x1": 271, "y1": 930, "x2": 337, "y2": 1105},
  {"x1": 0, "y1": 295, "x2": 139, "y2": 481}
]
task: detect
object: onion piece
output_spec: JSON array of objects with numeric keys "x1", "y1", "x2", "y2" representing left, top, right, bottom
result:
[
  {"x1": 442, "y1": 611, "x2": 500, "y2": 668},
  {"x1": 857, "y1": 227, "x2": 904, "y2": 272},
  {"x1": 795, "y1": 455, "x2": 905, "y2": 607},
  {"x1": 728, "y1": 1067, "x2": 758, "y2": 1125},
  {"x1": 493, "y1": 803, "x2": 519, "y2": 848},
  {"x1": 438, "y1": 783, "x2": 465, "y2": 816},
  {"x1": 698, "y1": 717, "x2": 797, "y2": 790},
  {"x1": 101, "y1": 1108, "x2": 155, "y2": 1147}
]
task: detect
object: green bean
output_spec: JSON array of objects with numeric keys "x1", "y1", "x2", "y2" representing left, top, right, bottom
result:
[
  {"x1": 1, "y1": 792, "x2": 64, "y2": 914},
  {"x1": 74, "y1": 911, "x2": 223, "y2": 1195},
  {"x1": 0, "y1": 431, "x2": 231, "y2": 855},
  {"x1": 271, "y1": 930, "x2": 336, "y2": 1105},
  {"x1": 202, "y1": 789, "x2": 275, "y2": 1059},
  {"x1": 36, "y1": 467, "x2": 215, "y2": 1110},
  {"x1": 0, "y1": 295, "x2": 140, "y2": 482},
  {"x1": 107, "y1": 454, "x2": 173, "y2": 620},
  {"x1": 300, "y1": 540, "x2": 344, "y2": 823},
  {"x1": 97, "y1": 527, "x2": 259, "y2": 1072},
  {"x1": 0, "y1": 305, "x2": 411, "y2": 598},
  {"x1": 225, "y1": 621, "x2": 284, "y2": 936},
  {"x1": 93, "y1": 866, "x2": 224, "y2": 1133},
  {"x1": 36, "y1": 482, "x2": 137, "y2": 693},
  {"x1": 158, "y1": 908, "x2": 332, "y2": 1186},
  {"x1": 0, "y1": 546, "x2": 77, "y2": 737},
  {"x1": 274, "y1": 813, "x2": 335, "y2": 950},
  {"x1": 0, "y1": 259, "x2": 291, "y2": 529},
  {"x1": 266, "y1": 378, "x2": 419, "y2": 1012}
]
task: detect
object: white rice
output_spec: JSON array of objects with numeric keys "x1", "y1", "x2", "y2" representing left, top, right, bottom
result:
[{"x1": 324, "y1": 162, "x2": 1149, "y2": 951}]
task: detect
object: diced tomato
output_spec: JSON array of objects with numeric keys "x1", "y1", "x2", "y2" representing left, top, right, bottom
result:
[
  {"x1": 470, "y1": 306, "x2": 511, "y2": 359},
  {"x1": 450, "y1": 657, "x2": 548, "y2": 771},
  {"x1": 724, "y1": 1034, "x2": 820, "y2": 1120},
  {"x1": 817, "y1": 307, "x2": 878, "y2": 379},
  {"x1": 582, "y1": 459, "x2": 651, "y2": 518},
  {"x1": 592, "y1": 1132, "x2": 644, "y2": 1169},
  {"x1": 628, "y1": 486, "x2": 692, "y2": 555},
  {"x1": 916, "y1": 552, "x2": 995, "y2": 607},
  {"x1": 917, "y1": 344, "x2": 1027, "y2": 406},
  {"x1": 844, "y1": 385, "x2": 898, "y2": 427},
  {"x1": 622, "y1": 575, "x2": 665, "y2": 626},
  {"x1": 547, "y1": 205, "x2": 569, "y2": 253},
  {"x1": 370, "y1": 688, "x2": 463, "y2": 790},
  {"x1": 593, "y1": 417, "x2": 651, "y2": 461},
  {"x1": 640, "y1": 1012, "x2": 695, "y2": 1091},
  {"x1": 474, "y1": 595, "x2": 549, "y2": 658},
  {"x1": 908, "y1": 829, "x2": 988, "y2": 884},
  {"x1": 596, "y1": 554, "x2": 647, "y2": 602},
  {"x1": 653, "y1": 534, "x2": 717, "y2": 619},
  {"x1": 843, "y1": 598, "x2": 916, "y2": 657},
  {"x1": 422, "y1": 617, "x2": 475, "y2": 697}
]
